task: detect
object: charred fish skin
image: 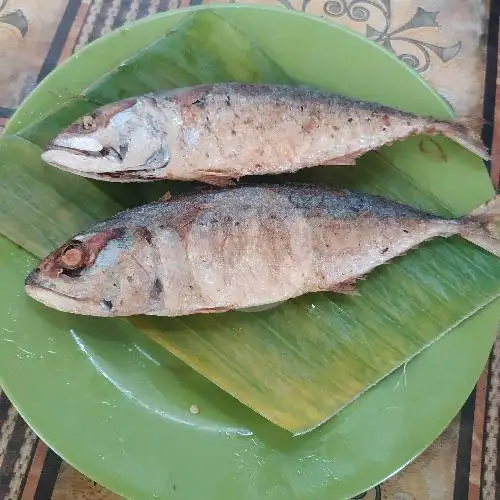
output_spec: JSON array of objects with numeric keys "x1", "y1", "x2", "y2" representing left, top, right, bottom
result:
[
  {"x1": 40, "y1": 83, "x2": 488, "y2": 185},
  {"x1": 24, "y1": 184, "x2": 500, "y2": 318}
]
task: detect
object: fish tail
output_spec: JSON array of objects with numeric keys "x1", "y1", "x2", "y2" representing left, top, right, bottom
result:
[
  {"x1": 438, "y1": 115, "x2": 490, "y2": 161},
  {"x1": 460, "y1": 194, "x2": 500, "y2": 257}
]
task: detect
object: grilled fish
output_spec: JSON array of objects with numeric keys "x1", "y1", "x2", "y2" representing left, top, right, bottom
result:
[
  {"x1": 41, "y1": 83, "x2": 488, "y2": 185},
  {"x1": 25, "y1": 184, "x2": 499, "y2": 317}
]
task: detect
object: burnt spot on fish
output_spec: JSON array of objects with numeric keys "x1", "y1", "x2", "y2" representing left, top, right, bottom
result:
[
  {"x1": 151, "y1": 278, "x2": 163, "y2": 300},
  {"x1": 136, "y1": 226, "x2": 153, "y2": 245},
  {"x1": 172, "y1": 85, "x2": 214, "y2": 108},
  {"x1": 347, "y1": 118, "x2": 353, "y2": 123},
  {"x1": 231, "y1": 130, "x2": 236, "y2": 136},
  {"x1": 193, "y1": 97, "x2": 206, "y2": 108},
  {"x1": 302, "y1": 120, "x2": 315, "y2": 133},
  {"x1": 100, "y1": 299, "x2": 113, "y2": 311},
  {"x1": 225, "y1": 95, "x2": 231, "y2": 107},
  {"x1": 381, "y1": 247, "x2": 389, "y2": 254},
  {"x1": 127, "y1": 275, "x2": 133, "y2": 283}
]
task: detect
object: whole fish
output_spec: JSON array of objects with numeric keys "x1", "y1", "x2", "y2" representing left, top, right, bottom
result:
[
  {"x1": 41, "y1": 83, "x2": 488, "y2": 185},
  {"x1": 25, "y1": 184, "x2": 499, "y2": 317}
]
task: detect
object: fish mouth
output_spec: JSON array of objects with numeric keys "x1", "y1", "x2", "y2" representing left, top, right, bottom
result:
[
  {"x1": 41, "y1": 146, "x2": 167, "y2": 182},
  {"x1": 48, "y1": 144, "x2": 113, "y2": 158},
  {"x1": 24, "y1": 282, "x2": 109, "y2": 317}
]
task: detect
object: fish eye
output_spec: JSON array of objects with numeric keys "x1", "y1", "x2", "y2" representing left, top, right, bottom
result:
[
  {"x1": 80, "y1": 115, "x2": 97, "y2": 132},
  {"x1": 59, "y1": 241, "x2": 88, "y2": 276}
]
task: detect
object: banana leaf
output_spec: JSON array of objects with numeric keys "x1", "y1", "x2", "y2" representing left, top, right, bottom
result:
[{"x1": 1, "y1": 9, "x2": 499, "y2": 435}]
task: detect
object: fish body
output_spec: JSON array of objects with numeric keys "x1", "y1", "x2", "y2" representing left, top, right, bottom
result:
[
  {"x1": 25, "y1": 184, "x2": 500, "y2": 317},
  {"x1": 41, "y1": 83, "x2": 488, "y2": 185}
]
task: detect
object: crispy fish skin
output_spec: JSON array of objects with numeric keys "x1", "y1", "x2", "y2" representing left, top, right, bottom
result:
[
  {"x1": 41, "y1": 83, "x2": 488, "y2": 185},
  {"x1": 25, "y1": 184, "x2": 500, "y2": 317}
]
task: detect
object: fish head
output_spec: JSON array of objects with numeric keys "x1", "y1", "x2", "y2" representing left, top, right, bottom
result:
[
  {"x1": 41, "y1": 97, "x2": 172, "y2": 181},
  {"x1": 24, "y1": 223, "x2": 160, "y2": 316}
]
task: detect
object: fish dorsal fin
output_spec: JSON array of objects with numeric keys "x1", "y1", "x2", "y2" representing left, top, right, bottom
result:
[
  {"x1": 159, "y1": 191, "x2": 172, "y2": 202},
  {"x1": 330, "y1": 280, "x2": 360, "y2": 295}
]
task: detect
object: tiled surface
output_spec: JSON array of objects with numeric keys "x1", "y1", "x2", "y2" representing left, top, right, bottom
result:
[
  {"x1": 0, "y1": 1, "x2": 498, "y2": 499},
  {"x1": 0, "y1": 0, "x2": 76, "y2": 112},
  {"x1": 203, "y1": 0, "x2": 489, "y2": 119},
  {"x1": 0, "y1": 0, "x2": 490, "y2": 118},
  {"x1": 51, "y1": 419, "x2": 464, "y2": 499}
]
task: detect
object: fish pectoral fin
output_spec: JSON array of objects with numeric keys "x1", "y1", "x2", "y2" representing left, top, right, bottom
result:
[
  {"x1": 319, "y1": 153, "x2": 359, "y2": 166},
  {"x1": 198, "y1": 173, "x2": 236, "y2": 187},
  {"x1": 193, "y1": 306, "x2": 233, "y2": 314},
  {"x1": 159, "y1": 191, "x2": 172, "y2": 202},
  {"x1": 329, "y1": 280, "x2": 360, "y2": 295}
]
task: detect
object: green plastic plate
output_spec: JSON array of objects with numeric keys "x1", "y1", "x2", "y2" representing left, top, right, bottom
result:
[{"x1": 0, "y1": 5, "x2": 498, "y2": 499}]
